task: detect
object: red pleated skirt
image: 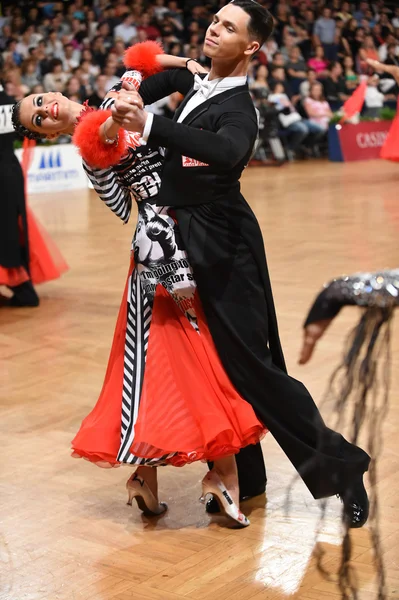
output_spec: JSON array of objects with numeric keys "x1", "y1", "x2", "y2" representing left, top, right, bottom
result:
[{"x1": 71, "y1": 258, "x2": 266, "y2": 468}]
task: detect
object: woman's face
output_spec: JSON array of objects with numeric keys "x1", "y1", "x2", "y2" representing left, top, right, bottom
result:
[
  {"x1": 315, "y1": 45, "x2": 324, "y2": 58},
  {"x1": 311, "y1": 83, "x2": 322, "y2": 99},
  {"x1": 18, "y1": 92, "x2": 75, "y2": 137},
  {"x1": 257, "y1": 65, "x2": 268, "y2": 79}
]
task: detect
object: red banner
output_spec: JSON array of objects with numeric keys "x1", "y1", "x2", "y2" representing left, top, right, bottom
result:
[{"x1": 338, "y1": 121, "x2": 393, "y2": 161}]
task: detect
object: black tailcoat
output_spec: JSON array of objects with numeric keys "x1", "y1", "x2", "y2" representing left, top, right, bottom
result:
[{"x1": 139, "y1": 70, "x2": 370, "y2": 499}]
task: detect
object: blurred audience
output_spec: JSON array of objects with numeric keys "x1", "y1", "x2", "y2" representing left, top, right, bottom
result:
[{"x1": 1, "y1": 0, "x2": 398, "y2": 162}]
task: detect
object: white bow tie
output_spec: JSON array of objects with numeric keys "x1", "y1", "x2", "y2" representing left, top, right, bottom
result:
[{"x1": 193, "y1": 74, "x2": 214, "y2": 99}]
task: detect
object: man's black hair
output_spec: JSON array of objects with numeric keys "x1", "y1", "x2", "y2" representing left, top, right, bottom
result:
[{"x1": 229, "y1": 0, "x2": 274, "y2": 47}]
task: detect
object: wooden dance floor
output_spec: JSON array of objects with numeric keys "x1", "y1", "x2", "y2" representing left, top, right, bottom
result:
[{"x1": 1, "y1": 160, "x2": 399, "y2": 600}]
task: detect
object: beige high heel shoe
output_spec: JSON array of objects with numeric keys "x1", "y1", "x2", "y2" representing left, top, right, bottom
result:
[
  {"x1": 200, "y1": 470, "x2": 250, "y2": 528},
  {"x1": 126, "y1": 473, "x2": 168, "y2": 516}
]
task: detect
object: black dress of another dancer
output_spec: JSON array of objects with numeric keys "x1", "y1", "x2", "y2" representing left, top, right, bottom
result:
[
  {"x1": 0, "y1": 89, "x2": 29, "y2": 272},
  {"x1": 138, "y1": 70, "x2": 370, "y2": 500}
]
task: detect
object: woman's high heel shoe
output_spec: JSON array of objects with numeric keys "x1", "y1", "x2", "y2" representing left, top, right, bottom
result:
[
  {"x1": 200, "y1": 470, "x2": 250, "y2": 528},
  {"x1": 126, "y1": 473, "x2": 168, "y2": 516}
]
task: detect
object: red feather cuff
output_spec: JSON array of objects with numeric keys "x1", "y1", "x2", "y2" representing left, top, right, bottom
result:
[
  {"x1": 73, "y1": 110, "x2": 128, "y2": 169},
  {"x1": 123, "y1": 40, "x2": 164, "y2": 78}
]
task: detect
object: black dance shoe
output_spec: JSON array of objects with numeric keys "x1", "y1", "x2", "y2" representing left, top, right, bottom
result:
[
  {"x1": 205, "y1": 485, "x2": 266, "y2": 514},
  {"x1": 340, "y1": 476, "x2": 369, "y2": 528}
]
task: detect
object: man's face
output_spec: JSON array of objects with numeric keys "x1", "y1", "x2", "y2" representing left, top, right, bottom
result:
[
  {"x1": 203, "y1": 4, "x2": 259, "y2": 61},
  {"x1": 333, "y1": 63, "x2": 342, "y2": 76},
  {"x1": 323, "y1": 8, "x2": 331, "y2": 19},
  {"x1": 273, "y1": 53, "x2": 285, "y2": 67}
]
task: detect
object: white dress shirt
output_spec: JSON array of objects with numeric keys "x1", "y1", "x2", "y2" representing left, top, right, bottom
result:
[{"x1": 141, "y1": 73, "x2": 247, "y2": 143}]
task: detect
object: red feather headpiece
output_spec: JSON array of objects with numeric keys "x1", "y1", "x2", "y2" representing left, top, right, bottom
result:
[{"x1": 123, "y1": 40, "x2": 164, "y2": 79}]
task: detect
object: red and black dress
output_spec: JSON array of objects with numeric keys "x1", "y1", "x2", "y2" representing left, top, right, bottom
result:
[{"x1": 71, "y1": 92, "x2": 266, "y2": 468}]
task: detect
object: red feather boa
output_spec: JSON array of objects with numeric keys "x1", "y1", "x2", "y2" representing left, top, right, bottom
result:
[
  {"x1": 73, "y1": 110, "x2": 128, "y2": 169},
  {"x1": 123, "y1": 40, "x2": 164, "y2": 79}
]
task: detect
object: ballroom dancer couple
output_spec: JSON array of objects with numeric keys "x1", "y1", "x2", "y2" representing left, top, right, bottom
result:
[{"x1": 12, "y1": 0, "x2": 370, "y2": 529}]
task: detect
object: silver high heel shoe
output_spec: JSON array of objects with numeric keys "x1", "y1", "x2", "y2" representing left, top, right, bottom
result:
[
  {"x1": 126, "y1": 473, "x2": 168, "y2": 516},
  {"x1": 200, "y1": 470, "x2": 250, "y2": 528}
]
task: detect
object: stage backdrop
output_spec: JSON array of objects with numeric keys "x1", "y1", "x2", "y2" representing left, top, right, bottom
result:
[{"x1": 15, "y1": 144, "x2": 89, "y2": 194}]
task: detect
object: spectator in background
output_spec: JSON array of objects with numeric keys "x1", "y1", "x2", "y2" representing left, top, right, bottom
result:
[
  {"x1": 378, "y1": 34, "x2": 398, "y2": 63},
  {"x1": 343, "y1": 54, "x2": 359, "y2": 90},
  {"x1": 20, "y1": 58, "x2": 40, "y2": 90},
  {"x1": 269, "y1": 66, "x2": 293, "y2": 98},
  {"x1": 271, "y1": 51, "x2": 286, "y2": 69},
  {"x1": 307, "y1": 45, "x2": 329, "y2": 77},
  {"x1": 137, "y1": 12, "x2": 161, "y2": 40},
  {"x1": 342, "y1": 17, "x2": 358, "y2": 51},
  {"x1": 364, "y1": 73, "x2": 395, "y2": 117},
  {"x1": 4, "y1": 38, "x2": 23, "y2": 66},
  {"x1": 153, "y1": 0, "x2": 169, "y2": 23},
  {"x1": 378, "y1": 14, "x2": 394, "y2": 40},
  {"x1": 336, "y1": 1, "x2": 352, "y2": 23},
  {"x1": 86, "y1": 9, "x2": 99, "y2": 40},
  {"x1": 91, "y1": 36, "x2": 108, "y2": 70},
  {"x1": 96, "y1": 22, "x2": 113, "y2": 50},
  {"x1": 42, "y1": 58, "x2": 69, "y2": 93},
  {"x1": 68, "y1": 18, "x2": 87, "y2": 52},
  {"x1": 297, "y1": 26, "x2": 313, "y2": 61},
  {"x1": 113, "y1": 12, "x2": 137, "y2": 44},
  {"x1": 250, "y1": 64, "x2": 270, "y2": 94},
  {"x1": 281, "y1": 34, "x2": 298, "y2": 63},
  {"x1": 103, "y1": 60, "x2": 120, "y2": 90},
  {"x1": 392, "y1": 7, "x2": 399, "y2": 30},
  {"x1": 65, "y1": 75, "x2": 85, "y2": 104},
  {"x1": 46, "y1": 28, "x2": 64, "y2": 59},
  {"x1": 0, "y1": 24, "x2": 12, "y2": 51},
  {"x1": 357, "y1": 34, "x2": 379, "y2": 74},
  {"x1": 351, "y1": 26, "x2": 367, "y2": 60},
  {"x1": 323, "y1": 61, "x2": 349, "y2": 108},
  {"x1": 269, "y1": 82, "x2": 325, "y2": 157},
  {"x1": 87, "y1": 73, "x2": 109, "y2": 108},
  {"x1": 274, "y1": 3, "x2": 290, "y2": 46},
  {"x1": 313, "y1": 7, "x2": 336, "y2": 60},
  {"x1": 286, "y1": 46, "x2": 307, "y2": 81},
  {"x1": 299, "y1": 68, "x2": 318, "y2": 97},
  {"x1": 303, "y1": 9, "x2": 315, "y2": 36},
  {"x1": 303, "y1": 81, "x2": 332, "y2": 135},
  {"x1": 385, "y1": 43, "x2": 399, "y2": 68},
  {"x1": 15, "y1": 27, "x2": 38, "y2": 60},
  {"x1": 353, "y1": 1, "x2": 369, "y2": 25},
  {"x1": 62, "y1": 43, "x2": 80, "y2": 74},
  {"x1": 260, "y1": 37, "x2": 278, "y2": 63}
]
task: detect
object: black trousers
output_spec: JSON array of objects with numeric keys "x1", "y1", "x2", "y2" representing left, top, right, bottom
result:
[{"x1": 176, "y1": 198, "x2": 370, "y2": 500}]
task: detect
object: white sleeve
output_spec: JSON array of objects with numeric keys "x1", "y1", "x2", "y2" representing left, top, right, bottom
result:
[
  {"x1": 140, "y1": 112, "x2": 154, "y2": 145},
  {"x1": 83, "y1": 162, "x2": 132, "y2": 224}
]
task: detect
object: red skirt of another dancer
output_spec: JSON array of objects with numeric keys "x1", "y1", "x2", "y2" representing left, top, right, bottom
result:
[
  {"x1": 381, "y1": 99, "x2": 399, "y2": 162},
  {"x1": 71, "y1": 257, "x2": 266, "y2": 468},
  {"x1": 0, "y1": 207, "x2": 69, "y2": 287}
]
